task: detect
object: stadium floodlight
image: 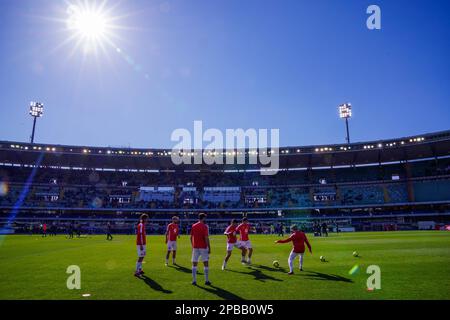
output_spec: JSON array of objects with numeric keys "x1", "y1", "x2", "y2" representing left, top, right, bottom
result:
[
  {"x1": 338, "y1": 103, "x2": 352, "y2": 144},
  {"x1": 29, "y1": 102, "x2": 44, "y2": 143}
]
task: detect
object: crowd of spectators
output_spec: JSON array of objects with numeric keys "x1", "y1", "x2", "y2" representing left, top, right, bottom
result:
[
  {"x1": 1, "y1": 179, "x2": 448, "y2": 210},
  {"x1": 1, "y1": 158, "x2": 449, "y2": 188},
  {"x1": 0, "y1": 158, "x2": 449, "y2": 211}
]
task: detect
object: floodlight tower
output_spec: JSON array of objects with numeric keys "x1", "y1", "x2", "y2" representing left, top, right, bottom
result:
[
  {"x1": 29, "y1": 102, "x2": 44, "y2": 143},
  {"x1": 338, "y1": 103, "x2": 352, "y2": 144}
]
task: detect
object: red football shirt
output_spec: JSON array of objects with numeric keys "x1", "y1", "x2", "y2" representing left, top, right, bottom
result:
[
  {"x1": 190, "y1": 221, "x2": 209, "y2": 249},
  {"x1": 277, "y1": 231, "x2": 311, "y2": 253},
  {"x1": 136, "y1": 222, "x2": 146, "y2": 245},
  {"x1": 167, "y1": 223, "x2": 179, "y2": 241},
  {"x1": 224, "y1": 225, "x2": 237, "y2": 244},
  {"x1": 236, "y1": 223, "x2": 251, "y2": 241}
]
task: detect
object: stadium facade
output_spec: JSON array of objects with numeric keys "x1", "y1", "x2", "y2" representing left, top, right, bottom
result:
[{"x1": 0, "y1": 130, "x2": 449, "y2": 234}]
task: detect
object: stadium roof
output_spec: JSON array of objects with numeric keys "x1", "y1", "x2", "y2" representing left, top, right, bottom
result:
[{"x1": 1, "y1": 130, "x2": 449, "y2": 171}]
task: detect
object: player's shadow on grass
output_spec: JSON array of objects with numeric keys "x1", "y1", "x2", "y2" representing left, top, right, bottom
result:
[
  {"x1": 169, "y1": 265, "x2": 202, "y2": 275},
  {"x1": 139, "y1": 275, "x2": 173, "y2": 294},
  {"x1": 302, "y1": 271, "x2": 353, "y2": 283},
  {"x1": 197, "y1": 284, "x2": 243, "y2": 300},
  {"x1": 227, "y1": 267, "x2": 283, "y2": 282},
  {"x1": 253, "y1": 264, "x2": 287, "y2": 273}
]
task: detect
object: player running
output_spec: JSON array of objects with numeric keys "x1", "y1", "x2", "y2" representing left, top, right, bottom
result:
[
  {"x1": 275, "y1": 225, "x2": 312, "y2": 274},
  {"x1": 236, "y1": 217, "x2": 253, "y2": 264},
  {"x1": 190, "y1": 213, "x2": 211, "y2": 285},
  {"x1": 222, "y1": 219, "x2": 246, "y2": 270},
  {"x1": 165, "y1": 216, "x2": 180, "y2": 266},
  {"x1": 134, "y1": 214, "x2": 148, "y2": 277}
]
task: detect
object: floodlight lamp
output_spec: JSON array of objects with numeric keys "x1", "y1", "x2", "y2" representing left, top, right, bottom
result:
[
  {"x1": 29, "y1": 102, "x2": 44, "y2": 117},
  {"x1": 338, "y1": 103, "x2": 352, "y2": 119}
]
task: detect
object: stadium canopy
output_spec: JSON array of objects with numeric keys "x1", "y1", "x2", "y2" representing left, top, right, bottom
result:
[{"x1": 0, "y1": 130, "x2": 449, "y2": 171}]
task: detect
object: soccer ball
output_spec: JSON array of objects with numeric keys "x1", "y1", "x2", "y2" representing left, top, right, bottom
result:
[
  {"x1": 272, "y1": 260, "x2": 279, "y2": 268},
  {"x1": 353, "y1": 251, "x2": 359, "y2": 257},
  {"x1": 320, "y1": 256, "x2": 325, "y2": 262}
]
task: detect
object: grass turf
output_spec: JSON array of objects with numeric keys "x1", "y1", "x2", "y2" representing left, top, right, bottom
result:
[{"x1": 0, "y1": 231, "x2": 449, "y2": 300}]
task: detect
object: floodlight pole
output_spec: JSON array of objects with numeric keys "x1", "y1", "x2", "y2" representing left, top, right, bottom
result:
[
  {"x1": 29, "y1": 102, "x2": 43, "y2": 144},
  {"x1": 30, "y1": 116, "x2": 37, "y2": 144},
  {"x1": 345, "y1": 117, "x2": 350, "y2": 144},
  {"x1": 339, "y1": 103, "x2": 352, "y2": 145}
]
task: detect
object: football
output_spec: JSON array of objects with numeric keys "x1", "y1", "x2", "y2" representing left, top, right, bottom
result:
[
  {"x1": 320, "y1": 256, "x2": 325, "y2": 262},
  {"x1": 272, "y1": 260, "x2": 280, "y2": 268},
  {"x1": 353, "y1": 251, "x2": 359, "y2": 257}
]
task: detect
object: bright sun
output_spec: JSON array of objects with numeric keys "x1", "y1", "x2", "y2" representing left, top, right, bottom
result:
[
  {"x1": 66, "y1": 2, "x2": 113, "y2": 49},
  {"x1": 56, "y1": 1, "x2": 133, "y2": 66},
  {"x1": 71, "y1": 10, "x2": 107, "y2": 39}
]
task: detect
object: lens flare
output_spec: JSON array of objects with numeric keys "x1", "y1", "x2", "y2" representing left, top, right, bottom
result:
[
  {"x1": 0, "y1": 182, "x2": 8, "y2": 196},
  {"x1": 348, "y1": 264, "x2": 360, "y2": 275},
  {"x1": 91, "y1": 197, "x2": 103, "y2": 208}
]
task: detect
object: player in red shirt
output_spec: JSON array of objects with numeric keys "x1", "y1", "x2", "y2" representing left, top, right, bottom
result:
[
  {"x1": 222, "y1": 219, "x2": 246, "y2": 270},
  {"x1": 42, "y1": 223, "x2": 47, "y2": 237},
  {"x1": 165, "y1": 216, "x2": 180, "y2": 266},
  {"x1": 236, "y1": 217, "x2": 253, "y2": 264},
  {"x1": 275, "y1": 225, "x2": 312, "y2": 274},
  {"x1": 134, "y1": 214, "x2": 148, "y2": 277},
  {"x1": 190, "y1": 213, "x2": 211, "y2": 285}
]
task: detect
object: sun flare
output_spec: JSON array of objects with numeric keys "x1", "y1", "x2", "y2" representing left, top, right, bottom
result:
[
  {"x1": 65, "y1": 1, "x2": 116, "y2": 52},
  {"x1": 67, "y1": 7, "x2": 107, "y2": 40}
]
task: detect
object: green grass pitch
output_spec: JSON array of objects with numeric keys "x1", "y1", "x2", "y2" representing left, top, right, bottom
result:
[{"x1": 0, "y1": 231, "x2": 449, "y2": 300}]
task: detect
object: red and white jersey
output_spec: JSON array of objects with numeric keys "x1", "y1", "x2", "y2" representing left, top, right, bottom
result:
[
  {"x1": 166, "y1": 223, "x2": 179, "y2": 241},
  {"x1": 224, "y1": 225, "x2": 238, "y2": 244},
  {"x1": 190, "y1": 221, "x2": 209, "y2": 249},
  {"x1": 277, "y1": 231, "x2": 311, "y2": 253},
  {"x1": 236, "y1": 223, "x2": 251, "y2": 241},
  {"x1": 136, "y1": 222, "x2": 146, "y2": 245}
]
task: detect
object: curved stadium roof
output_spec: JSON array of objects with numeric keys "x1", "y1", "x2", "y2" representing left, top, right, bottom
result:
[{"x1": 0, "y1": 130, "x2": 449, "y2": 171}]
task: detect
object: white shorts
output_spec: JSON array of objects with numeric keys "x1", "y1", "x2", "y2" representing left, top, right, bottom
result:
[
  {"x1": 240, "y1": 240, "x2": 252, "y2": 249},
  {"x1": 191, "y1": 248, "x2": 209, "y2": 263},
  {"x1": 289, "y1": 250, "x2": 304, "y2": 261},
  {"x1": 226, "y1": 242, "x2": 243, "y2": 251},
  {"x1": 137, "y1": 245, "x2": 146, "y2": 258},
  {"x1": 167, "y1": 240, "x2": 177, "y2": 251}
]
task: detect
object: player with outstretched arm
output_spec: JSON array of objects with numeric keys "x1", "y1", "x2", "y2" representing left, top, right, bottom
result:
[{"x1": 275, "y1": 225, "x2": 312, "y2": 274}]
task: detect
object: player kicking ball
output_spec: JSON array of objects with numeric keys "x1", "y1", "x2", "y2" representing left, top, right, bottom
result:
[
  {"x1": 222, "y1": 219, "x2": 247, "y2": 270},
  {"x1": 190, "y1": 213, "x2": 211, "y2": 285},
  {"x1": 134, "y1": 214, "x2": 148, "y2": 277},
  {"x1": 275, "y1": 225, "x2": 312, "y2": 275},
  {"x1": 165, "y1": 216, "x2": 180, "y2": 266},
  {"x1": 236, "y1": 217, "x2": 253, "y2": 264}
]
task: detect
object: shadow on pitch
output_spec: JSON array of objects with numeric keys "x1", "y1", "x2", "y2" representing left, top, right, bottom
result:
[
  {"x1": 196, "y1": 284, "x2": 243, "y2": 300},
  {"x1": 169, "y1": 264, "x2": 202, "y2": 275},
  {"x1": 139, "y1": 275, "x2": 173, "y2": 294},
  {"x1": 253, "y1": 264, "x2": 287, "y2": 273},
  {"x1": 227, "y1": 267, "x2": 283, "y2": 282},
  {"x1": 302, "y1": 271, "x2": 353, "y2": 283}
]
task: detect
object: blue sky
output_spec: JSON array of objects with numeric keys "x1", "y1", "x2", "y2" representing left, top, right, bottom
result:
[{"x1": 0, "y1": 0, "x2": 449, "y2": 148}]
